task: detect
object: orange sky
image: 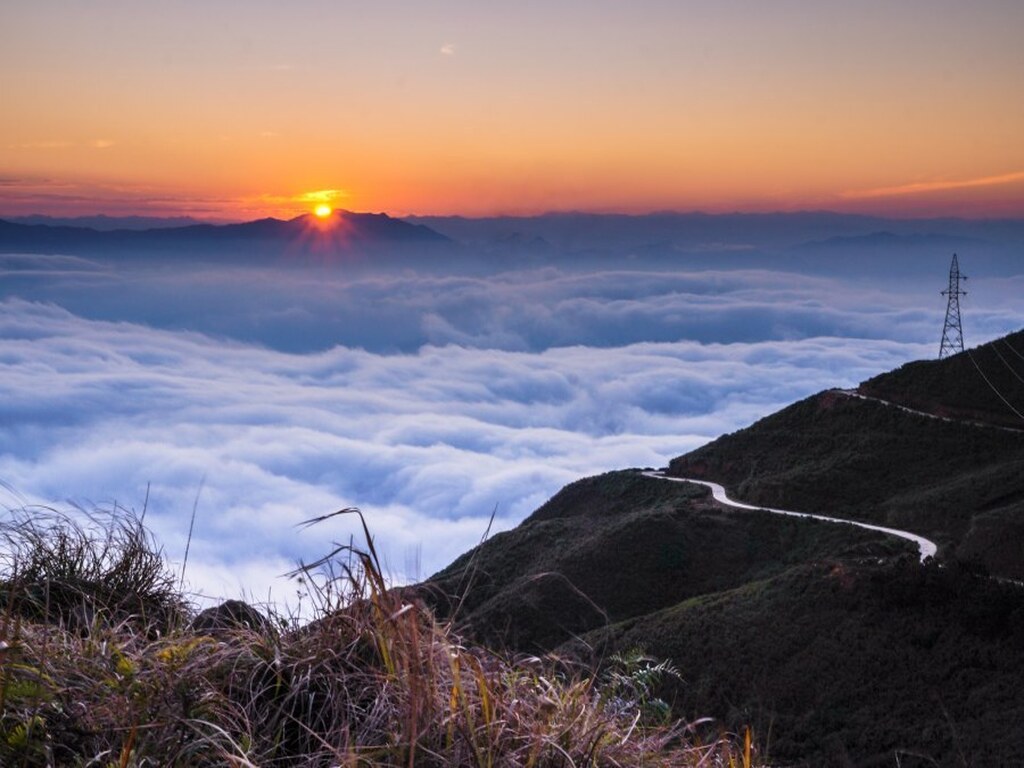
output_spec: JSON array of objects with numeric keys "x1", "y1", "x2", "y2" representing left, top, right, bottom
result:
[{"x1": 2, "y1": 1, "x2": 1023, "y2": 220}]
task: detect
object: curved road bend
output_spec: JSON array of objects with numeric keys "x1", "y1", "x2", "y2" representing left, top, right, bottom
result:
[{"x1": 641, "y1": 471, "x2": 938, "y2": 563}]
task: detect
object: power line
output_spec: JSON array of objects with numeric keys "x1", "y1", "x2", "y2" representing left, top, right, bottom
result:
[
  {"x1": 991, "y1": 341, "x2": 1024, "y2": 387},
  {"x1": 1002, "y1": 338, "x2": 1024, "y2": 364},
  {"x1": 966, "y1": 347, "x2": 1024, "y2": 423}
]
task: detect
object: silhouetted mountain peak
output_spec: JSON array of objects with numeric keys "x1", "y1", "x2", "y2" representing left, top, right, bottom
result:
[{"x1": 0, "y1": 210, "x2": 450, "y2": 260}]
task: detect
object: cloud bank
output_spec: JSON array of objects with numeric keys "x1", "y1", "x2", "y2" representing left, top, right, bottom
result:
[
  {"x1": 9, "y1": 254, "x2": 1020, "y2": 354},
  {"x1": 2, "y1": 253, "x2": 1022, "y2": 608}
]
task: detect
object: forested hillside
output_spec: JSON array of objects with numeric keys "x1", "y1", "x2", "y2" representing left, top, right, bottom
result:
[{"x1": 669, "y1": 330, "x2": 1024, "y2": 578}]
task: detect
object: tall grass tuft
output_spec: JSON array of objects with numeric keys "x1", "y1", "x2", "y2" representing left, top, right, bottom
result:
[
  {"x1": 0, "y1": 505, "x2": 188, "y2": 635},
  {"x1": 0, "y1": 504, "x2": 761, "y2": 766}
]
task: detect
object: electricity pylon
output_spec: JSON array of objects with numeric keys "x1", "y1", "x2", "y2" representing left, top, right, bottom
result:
[{"x1": 939, "y1": 254, "x2": 967, "y2": 359}]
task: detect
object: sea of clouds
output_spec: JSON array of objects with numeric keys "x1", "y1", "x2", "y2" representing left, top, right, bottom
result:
[{"x1": 2, "y1": 251, "x2": 1023, "y2": 609}]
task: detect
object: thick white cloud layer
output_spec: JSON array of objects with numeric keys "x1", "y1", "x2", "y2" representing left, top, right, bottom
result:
[{"x1": 2, "y1": 255, "x2": 1022, "y2": 609}]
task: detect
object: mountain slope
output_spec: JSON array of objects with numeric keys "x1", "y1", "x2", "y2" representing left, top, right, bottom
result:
[
  {"x1": 422, "y1": 470, "x2": 910, "y2": 651},
  {"x1": 859, "y1": 328, "x2": 1024, "y2": 429},
  {"x1": 668, "y1": 329, "x2": 1024, "y2": 578},
  {"x1": 422, "y1": 331, "x2": 1024, "y2": 765},
  {"x1": 568, "y1": 558, "x2": 1024, "y2": 766}
]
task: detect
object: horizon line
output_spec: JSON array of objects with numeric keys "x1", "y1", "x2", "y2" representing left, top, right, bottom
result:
[{"x1": 6, "y1": 207, "x2": 1024, "y2": 226}]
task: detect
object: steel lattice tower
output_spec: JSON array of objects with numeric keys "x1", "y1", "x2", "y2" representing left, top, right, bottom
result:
[{"x1": 939, "y1": 254, "x2": 967, "y2": 359}]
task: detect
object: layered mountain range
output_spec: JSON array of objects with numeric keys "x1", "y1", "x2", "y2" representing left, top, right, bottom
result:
[{"x1": 4, "y1": 211, "x2": 1024, "y2": 277}]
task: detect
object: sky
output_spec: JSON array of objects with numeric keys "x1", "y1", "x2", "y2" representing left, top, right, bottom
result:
[{"x1": 2, "y1": 0, "x2": 1024, "y2": 219}]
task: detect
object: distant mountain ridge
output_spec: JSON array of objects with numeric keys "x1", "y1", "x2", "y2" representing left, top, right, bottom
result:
[
  {"x1": 5, "y1": 211, "x2": 1024, "y2": 276},
  {"x1": 406, "y1": 211, "x2": 1024, "y2": 276},
  {"x1": 409, "y1": 210, "x2": 1024, "y2": 249},
  {"x1": 0, "y1": 211, "x2": 450, "y2": 260},
  {"x1": 6, "y1": 214, "x2": 219, "y2": 230}
]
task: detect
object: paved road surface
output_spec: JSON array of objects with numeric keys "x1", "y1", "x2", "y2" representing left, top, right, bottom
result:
[{"x1": 641, "y1": 470, "x2": 938, "y2": 562}]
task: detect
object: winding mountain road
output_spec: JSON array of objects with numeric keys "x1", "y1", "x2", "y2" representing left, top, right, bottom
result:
[
  {"x1": 641, "y1": 470, "x2": 938, "y2": 563},
  {"x1": 835, "y1": 388, "x2": 1024, "y2": 434}
]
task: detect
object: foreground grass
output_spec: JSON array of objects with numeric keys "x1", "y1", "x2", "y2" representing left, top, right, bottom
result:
[{"x1": 0, "y1": 506, "x2": 758, "y2": 767}]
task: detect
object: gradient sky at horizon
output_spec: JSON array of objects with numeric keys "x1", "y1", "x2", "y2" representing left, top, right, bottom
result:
[{"x1": 2, "y1": 0, "x2": 1024, "y2": 219}]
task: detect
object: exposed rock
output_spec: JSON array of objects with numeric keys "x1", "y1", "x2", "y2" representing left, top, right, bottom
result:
[{"x1": 191, "y1": 599, "x2": 270, "y2": 635}]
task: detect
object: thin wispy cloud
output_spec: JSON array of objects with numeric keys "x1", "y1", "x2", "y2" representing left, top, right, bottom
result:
[
  {"x1": 440, "y1": 43, "x2": 455, "y2": 56},
  {"x1": 10, "y1": 139, "x2": 114, "y2": 151},
  {"x1": 297, "y1": 189, "x2": 347, "y2": 203},
  {"x1": 0, "y1": 179, "x2": 243, "y2": 218},
  {"x1": 239, "y1": 63, "x2": 295, "y2": 73},
  {"x1": 10, "y1": 140, "x2": 73, "y2": 150},
  {"x1": 843, "y1": 170, "x2": 1024, "y2": 199},
  {"x1": 243, "y1": 189, "x2": 348, "y2": 213}
]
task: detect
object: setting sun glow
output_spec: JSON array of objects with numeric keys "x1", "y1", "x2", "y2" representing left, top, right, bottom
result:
[
  {"x1": 1, "y1": 4, "x2": 1023, "y2": 219},
  {"x1": 314, "y1": 204, "x2": 332, "y2": 218}
]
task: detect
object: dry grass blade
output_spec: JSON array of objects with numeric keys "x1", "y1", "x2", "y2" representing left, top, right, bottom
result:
[{"x1": 0, "y1": 502, "x2": 761, "y2": 766}]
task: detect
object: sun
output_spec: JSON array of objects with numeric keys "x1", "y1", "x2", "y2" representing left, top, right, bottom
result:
[{"x1": 314, "y1": 204, "x2": 332, "y2": 218}]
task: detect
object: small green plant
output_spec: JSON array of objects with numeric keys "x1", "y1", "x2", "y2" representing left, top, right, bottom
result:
[{"x1": 601, "y1": 646, "x2": 681, "y2": 726}]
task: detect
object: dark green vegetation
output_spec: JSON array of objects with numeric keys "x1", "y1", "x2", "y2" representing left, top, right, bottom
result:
[
  {"x1": 423, "y1": 329, "x2": 1024, "y2": 766},
  {"x1": 0, "y1": 507, "x2": 754, "y2": 767},
  {"x1": 573, "y1": 559, "x2": 1024, "y2": 767},
  {"x1": 424, "y1": 471, "x2": 910, "y2": 651},
  {"x1": 424, "y1": 469, "x2": 1024, "y2": 765},
  {"x1": 670, "y1": 331, "x2": 1024, "y2": 579},
  {"x1": 860, "y1": 328, "x2": 1024, "y2": 430}
]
